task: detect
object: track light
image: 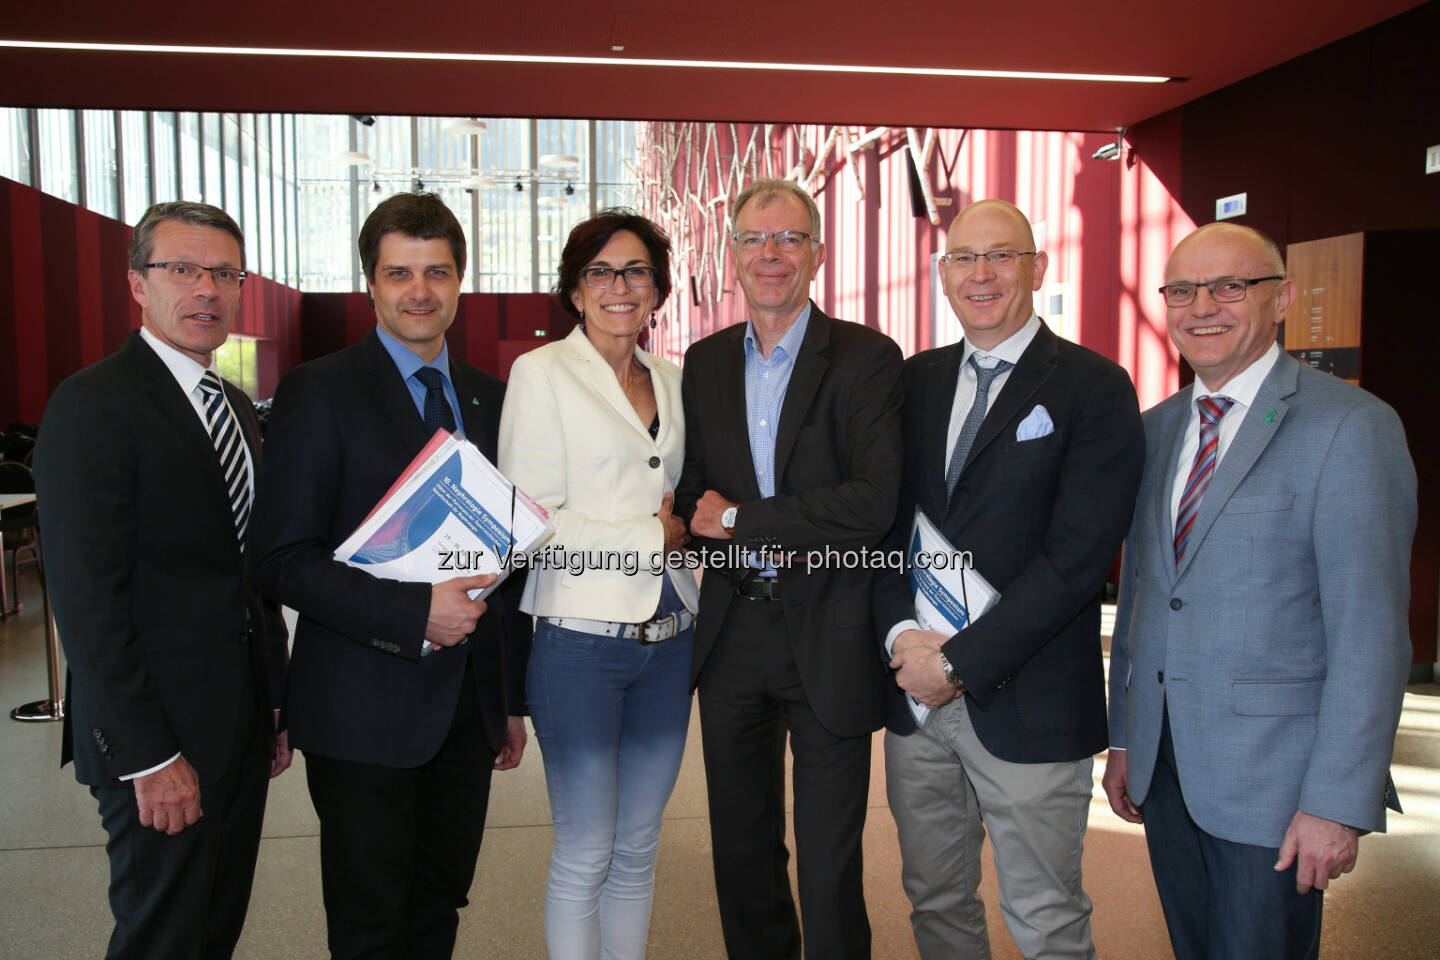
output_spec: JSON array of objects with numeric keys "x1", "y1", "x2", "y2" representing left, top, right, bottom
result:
[{"x1": 564, "y1": 182, "x2": 575, "y2": 196}]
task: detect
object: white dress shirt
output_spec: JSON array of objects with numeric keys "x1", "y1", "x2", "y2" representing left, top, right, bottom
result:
[{"x1": 1167, "y1": 341, "x2": 1280, "y2": 532}]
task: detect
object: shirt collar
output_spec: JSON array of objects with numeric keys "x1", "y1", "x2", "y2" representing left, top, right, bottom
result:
[
  {"x1": 139, "y1": 325, "x2": 212, "y2": 396},
  {"x1": 1188, "y1": 340, "x2": 1280, "y2": 410},
  {"x1": 375, "y1": 324, "x2": 451, "y2": 384},
  {"x1": 961, "y1": 313, "x2": 1042, "y2": 368},
  {"x1": 745, "y1": 302, "x2": 812, "y2": 364}
]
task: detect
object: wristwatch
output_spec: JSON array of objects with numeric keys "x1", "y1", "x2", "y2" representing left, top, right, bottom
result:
[
  {"x1": 937, "y1": 652, "x2": 965, "y2": 688},
  {"x1": 721, "y1": 506, "x2": 737, "y2": 533}
]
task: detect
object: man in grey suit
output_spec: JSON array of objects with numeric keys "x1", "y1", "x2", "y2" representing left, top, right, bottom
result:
[{"x1": 1103, "y1": 222, "x2": 1416, "y2": 960}]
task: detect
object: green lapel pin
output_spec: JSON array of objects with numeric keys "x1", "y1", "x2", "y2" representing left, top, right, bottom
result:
[
  {"x1": 1263, "y1": 409, "x2": 1276, "y2": 424},
  {"x1": 471, "y1": 397, "x2": 479, "y2": 405}
]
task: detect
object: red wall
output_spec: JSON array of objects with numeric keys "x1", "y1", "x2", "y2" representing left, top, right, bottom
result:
[
  {"x1": 639, "y1": 123, "x2": 1190, "y2": 408},
  {"x1": 295, "y1": 291, "x2": 574, "y2": 379},
  {"x1": 0, "y1": 176, "x2": 302, "y2": 426}
]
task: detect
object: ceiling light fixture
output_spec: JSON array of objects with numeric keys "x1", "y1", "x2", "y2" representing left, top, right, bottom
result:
[
  {"x1": 444, "y1": 117, "x2": 489, "y2": 135},
  {"x1": 0, "y1": 39, "x2": 1174, "y2": 84}
]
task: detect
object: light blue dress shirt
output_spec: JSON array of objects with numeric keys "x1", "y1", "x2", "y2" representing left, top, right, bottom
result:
[
  {"x1": 375, "y1": 325, "x2": 465, "y2": 439},
  {"x1": 741, "y1": 303, "x2": 811, "y2": 575}
]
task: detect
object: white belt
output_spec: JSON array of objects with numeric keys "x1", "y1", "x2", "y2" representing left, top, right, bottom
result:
[{"x1": 543, "y1": 610, "x2": 695, "y2": 644}]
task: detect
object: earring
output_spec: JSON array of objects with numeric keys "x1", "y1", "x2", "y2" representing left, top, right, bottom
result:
[{"x1": 649, "y1": 313, "x2": 658, "y2": 329}]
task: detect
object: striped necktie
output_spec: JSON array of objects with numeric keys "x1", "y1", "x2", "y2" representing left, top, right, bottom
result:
[
  {"x1": 196, "y1": 371, "x2": 251, "y2": 546},
  {"x1": 1173, "y1": 394, "x2": 1234, "y2": 564}
]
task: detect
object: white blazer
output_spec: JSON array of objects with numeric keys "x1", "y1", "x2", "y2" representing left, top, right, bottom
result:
[{"x1": 498, "y1": 326, "x2": 699, "y2": 621}]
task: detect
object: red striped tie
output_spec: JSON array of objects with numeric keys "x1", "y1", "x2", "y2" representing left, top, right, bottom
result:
[{"x1": 1173, "y1": 395, "x2": 1234, "y2": 564}]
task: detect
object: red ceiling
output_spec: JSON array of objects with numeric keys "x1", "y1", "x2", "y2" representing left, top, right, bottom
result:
[{"x1": 0, "y1": 0, "x2": 1427, "y2": 131}]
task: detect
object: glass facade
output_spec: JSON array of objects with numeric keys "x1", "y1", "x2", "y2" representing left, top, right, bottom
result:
[{"x1": 0, "y1": 110, "x2": 639, "y2": 292}]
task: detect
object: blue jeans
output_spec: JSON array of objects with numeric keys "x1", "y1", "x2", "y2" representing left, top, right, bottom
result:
[
  {"x1": 528, "y1": 618, "x2": 694, "y2": 960},
  {"x1": 1142, "y1": 709, "x2": 1322, "y2": 960}
]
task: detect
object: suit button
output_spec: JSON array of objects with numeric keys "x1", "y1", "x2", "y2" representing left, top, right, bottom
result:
[
  {"x1": 238, "y1": 633, "x2": 250, "y2": 645},
  {"x1": 1169, "y1": 597, "x2": 1183, "y2": 611},
  {"x1": 648, "y1": 456, "x2": 661, "y2": 468},
  {"x1": 1157, "y1": 670, "x2": 1165, "y2": 683}
]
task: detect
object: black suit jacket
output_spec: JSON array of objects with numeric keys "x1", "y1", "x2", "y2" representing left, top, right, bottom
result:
[
  {"x1": 34, "y1": 331, "x2": 286, "y2": 786},
  {"x1": 873, "y1": 322, "x2": 1144, "y2": 762},
  {"x1": 676, "y1": 306, "x2": 903, "y2": 738},
  {"x1": 247, "y1": 330, "x2": 528, "y2": 767}
]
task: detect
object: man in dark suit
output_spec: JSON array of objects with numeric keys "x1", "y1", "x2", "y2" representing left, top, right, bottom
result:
[
  {"x1": 1102, "y1": 223, "x2": 1415, "y2": 960},
  {"x1": 676, "y1": 178, "x2": 903, "y2": 959},
  {"x1": 248, "y1": 192, "x2": 530, "y2": 959},
  {"x1": 34, "y1": 201, "x2": 291, "y2": 960},
  {"x1": 874, "y1": 199, "x2": 1144, "y2": 959}
]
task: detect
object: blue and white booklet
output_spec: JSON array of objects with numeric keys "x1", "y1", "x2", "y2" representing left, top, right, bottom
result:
[
  {"x1": 333, "y1": 429, "x2": 552, "y2": 653},
  {"x1": 905, "y1": 509, "x2": 1000, "y2": 727}
]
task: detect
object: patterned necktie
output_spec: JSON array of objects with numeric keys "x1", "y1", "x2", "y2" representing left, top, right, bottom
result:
[
  {"x1": 196, "y1": 370, "x2": 251, "y2": 546},
  {"x1": 1173, "y1": 395, "x2": 1235, "y2": 564},
  {"x1": 415, "y1": 366, "x2": 457, "y2": 434},
  {"x1": 945, "y1": 354, "x2": 1013, "y2": 499}
]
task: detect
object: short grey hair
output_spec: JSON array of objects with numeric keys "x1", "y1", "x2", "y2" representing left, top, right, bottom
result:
[
  {"x1": 732, "y1": 178, "x2": 822, "y2": 239},
  {"x1": 129, "y1": 202, "x2": 246, "y2": 271}
]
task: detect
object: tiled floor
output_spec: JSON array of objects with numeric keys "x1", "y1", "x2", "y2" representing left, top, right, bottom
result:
[{"x1": 2, "y1": 567, "x2": 1437, "y2": 958}]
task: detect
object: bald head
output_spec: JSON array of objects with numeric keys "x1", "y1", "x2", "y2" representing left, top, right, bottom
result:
[
  {"x1": 947, "y1": 198, "x2": 1037, "y2": 253},
  {"x1": 1164, "y1": 221, "x2": 1294, "y2": 392},
  {"x1": 941, "y1": 199, "x2": 1048, "y2": 351},
  {"x1": 1167, "y1": 222, "x2": 1285, "y2": 280}
]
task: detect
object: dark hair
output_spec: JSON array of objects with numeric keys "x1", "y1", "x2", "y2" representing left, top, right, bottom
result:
[
  {"x1": 358, "y1": 192, "x2": 466, "y2": 283},
  {"x1": 553, "y1": 208, "x2": 672, "y2": 320},
  {"x1": 129, "y1": 202, "x2": 246, "y2": 271}
]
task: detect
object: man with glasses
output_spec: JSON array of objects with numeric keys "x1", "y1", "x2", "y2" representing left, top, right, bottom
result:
[
  {"x1": 248, "y1": 192, "x2": 530, "y2": 959},
  {"x1": 1103, "y1": 222, "x2": 1415, "y2": 960},
  {"x1": 34, "y1": 201, "x2": 291, "y2": 959},
  {"x1": 874, "y1": 198, "x2": 1143, "y2": 959},
  {"x1": 676, "y1": 178, "x2": 903, "y2": 959}
]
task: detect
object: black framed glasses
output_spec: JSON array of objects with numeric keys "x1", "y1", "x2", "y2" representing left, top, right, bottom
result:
[
  {"x1": 1159, "y1": 276, "x2": 1283, "y2": 307},
  {"x1": 938, "y1": 249, "x2": 1036, "y2": 270},
  {"x1": 582, "y1": 266, "x2": 655, "y2": 289},
  {"x1": 732, "y1": 230, "x2": 817, "y2": 251},
  {"x1": 144, "y1": 261, "x2": 248, "y2": 289}
]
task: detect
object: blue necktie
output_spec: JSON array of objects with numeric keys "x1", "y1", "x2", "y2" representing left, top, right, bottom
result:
[
  {"x1": 945, "y1": 354, "x2": 1012, "y2": 500},
  {"x1": 415, "y1": 366, "x2": 457, "y2": 434},
  {"x1": 196, "y1": 371, "x2": 251, "y2": 546}
]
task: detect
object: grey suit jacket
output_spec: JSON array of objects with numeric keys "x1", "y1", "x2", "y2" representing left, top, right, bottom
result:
[{"x1": 1109, "y1": 349, "x2": 1415, "y2": 847}]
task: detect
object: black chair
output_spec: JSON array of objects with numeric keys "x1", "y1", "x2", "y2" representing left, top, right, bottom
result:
[{"x1": 0, "y1": 461, "x2": 39, "y2": 617}]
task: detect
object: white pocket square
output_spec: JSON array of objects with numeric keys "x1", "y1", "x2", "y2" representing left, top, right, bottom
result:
[{"x1": 1015, "y1": 405, "x2": 1054, "y2": 442}]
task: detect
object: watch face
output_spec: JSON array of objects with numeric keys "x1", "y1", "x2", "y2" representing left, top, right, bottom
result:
[{"x1": 722, "y1": 507, "x2": 737, "y2": 530}]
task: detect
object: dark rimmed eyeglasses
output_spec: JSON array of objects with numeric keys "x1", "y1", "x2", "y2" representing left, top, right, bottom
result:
[
  {"x1": 582, "y1": 266, "x2": 656, "y2": 289},
  {"x1": 1159, "y1": 276, "x2": 1283, "y2": 307}
]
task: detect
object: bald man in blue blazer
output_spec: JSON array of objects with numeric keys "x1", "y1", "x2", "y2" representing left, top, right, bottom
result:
[{"x1": 1103, "y1": 222, "x2": 1416, "y2": 960}]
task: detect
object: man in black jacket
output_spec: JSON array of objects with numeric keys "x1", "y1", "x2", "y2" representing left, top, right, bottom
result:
[{"x1": 35, "y1": 201, "x2": 291, "y2": 960}]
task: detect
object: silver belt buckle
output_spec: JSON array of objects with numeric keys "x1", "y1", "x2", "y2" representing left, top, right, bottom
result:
[{"x1": 640, "y1": 612, "x2": 677, "y2": 644}]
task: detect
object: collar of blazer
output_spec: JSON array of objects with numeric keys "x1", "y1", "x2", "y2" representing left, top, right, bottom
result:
[
  {"x1": 120, "y1": 329, "x2": 257, "y2": 545},
  {"x1": 1160, "y1": 348, "x2": 1298, "y2": 582},
  {"x1": 925, "y1": 320, "x2": 1060, "y2": 514},
  {"x1": 356, "y1": 328, "x2": 493, "y2": 453},
  {"x1": 559, "y1": 325, "x2": 668, "y2": 445}
]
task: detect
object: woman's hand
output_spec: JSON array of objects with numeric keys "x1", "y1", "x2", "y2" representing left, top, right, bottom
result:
[{"x1": 658, "y1": 491, "x2": 690, "y2": 555}]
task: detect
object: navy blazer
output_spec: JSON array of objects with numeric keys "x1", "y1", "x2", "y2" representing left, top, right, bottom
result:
[
  {"x1": 874, "y1": 321, "x2": 1144, "y2": 763},
  {"x1": 248, "y1": 330, "x2": 529, "y2": 766}
]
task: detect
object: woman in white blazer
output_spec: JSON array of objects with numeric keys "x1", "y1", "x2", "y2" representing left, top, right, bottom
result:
[{"x1": 498, "y1": 209, "x2": 696, "y2": 960}]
